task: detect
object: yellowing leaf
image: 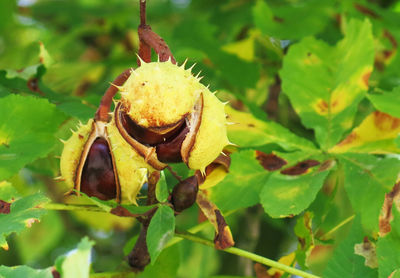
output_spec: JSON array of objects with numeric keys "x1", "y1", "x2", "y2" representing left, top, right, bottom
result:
[
  {"x1": 267, "y1": 252, "x2": 296, "y2": 276},
  {"x1": 222, "y1": 35, "x2": 255, "y2": 62},
  {"x1": 226, "y1": 106, "x2": 316, "y2": 151},
  {"x1": 196, "y1": 190, "x2": 234, "y2": 249},
  {"x1": 314, "y1": 67, "x2": 372, "y2": 116},
  {"x1": 330, "y1": 111, "x2": 400, "y2": 154},
  {"x1": 200, "y1": 166, "x2": 228, "y2": 190},
  {"x1": 39, "y1": 42, "x2": 54, "y2": 68},
  {"x1": 281, "y1": 19, "x2": 375, "y2": 149}
]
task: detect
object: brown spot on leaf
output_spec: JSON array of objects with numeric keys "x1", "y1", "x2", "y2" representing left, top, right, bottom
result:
[
  {"x1": 319, "y1": 160, "x2": 334, "y2": 172},
  {"x1": 254, "y1": 263, "x2": 275, "y2": 278},
  {"x1": 214, "y1": 209, "x2": 235, "y2": 250},
  {"x1": 198, "y1": 208, "x2": 207, "y2": 223},
  {"x1": 255, "y1": 151, "x2": 287, "y2": 171},
  {"x1": 362, "y1": 71, "x2": 371, "y2": 88},
  {"x1": 373, "y1": 111, "x2": 400, "y2": 131},
  {"x1": 110, "y1": 206, "x2": 157, "y2": 218},
  {"x1": 337, "y1": 132, "x2": 358, "y2": 147},
  {"x1": 273, "y1": 16, "x2": 284, "y2": 23},
  {"x1": 111, "y1": 206, "x2": 137, "y2": 217},
  {"x1": 316, "y1": 99, "x2": 329, "y2": 114},
  {"x1": 354, "y1": 3, "x2": 380, "y2": 19},
  {"x1": 27, "y1": 78, "x2": 45, "y2": 96},
  {"x1": 354, "y1": 237, "x2": 378, "y2": 268},
  {"x1": 25, "y1": 218, "x2": 39, "y2": 228},
  {"x1": 280, "y1": 160, "x2": 320, "y2": 176},
  {"x1": 384, "y1": 29, "x2": 398, "y2": 48},
  {"x1": 248, "y1": 123, "x2": 255, "y2": 128},
  {"x1": 51, "y1": 268, "x2": 61, "y2": 278},
  {"x1": 78, "y1": 134, "x2": 84, "y2": 139},
  {"x1": 0, "y1": 200, "x2": 11, "y2": 214},
  {"x1": 379, "y1": 182, "x2": 400, "y2": 236}
]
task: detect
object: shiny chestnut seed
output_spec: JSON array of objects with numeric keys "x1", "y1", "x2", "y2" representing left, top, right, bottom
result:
[
  {"x1": 171, "y1": 176, "x2": 199, "y2": 212},
  {"x1": 80, "y1": 138, "x2": 117, "y2": 200},
  {"x1": 156, "y1": 125, "x2": 189, "y2": 163},
  {"x1": 121, "y1": 111, "x2": 184, "y2": 146}
]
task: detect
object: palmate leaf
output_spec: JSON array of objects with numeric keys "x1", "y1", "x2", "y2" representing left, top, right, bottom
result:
[
  {"x1": 338, "y1": 154, "x2": 400, "y2": 232},
  {"x1": 280, "y1": 19, "x2": 375, "y2": 150},
  {"x1": 330, "y1": 111, "x2": 400, "y2": 154},
  {"x1": 0, "y1": 182, "x2": 49, "y2": 250},
  {"x1": 0, "y1": 94, "x2": 66, "y2": 180},
  {"x1": 324, "y1": 217, "x2": 378, "y2": 278},
  {"x1": 209, "y1": 148, "x2": 329, "y2": 214}
]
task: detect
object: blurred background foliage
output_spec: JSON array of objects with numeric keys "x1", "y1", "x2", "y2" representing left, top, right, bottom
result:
[{"x1": 0, "y1": 0, "x2": 400, "y2": 277}]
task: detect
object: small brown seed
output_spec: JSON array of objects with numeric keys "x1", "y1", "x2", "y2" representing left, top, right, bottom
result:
[{"x1": 171, "y1": 176, "x2": 199, "y2": 212}]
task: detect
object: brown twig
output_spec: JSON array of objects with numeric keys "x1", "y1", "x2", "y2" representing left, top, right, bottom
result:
[
  {"x1": 140, "y1": 0, "x2": 146, "y2": 26},
  {"x1": 138, "y1": 25, "x2": 176, "y2": 64},
  {"x1": 166, "y1": 165, "x2": 183, "y2": 182},
  {"x1": 95, "y1": 69, "x2": 131, "y2": 122}
]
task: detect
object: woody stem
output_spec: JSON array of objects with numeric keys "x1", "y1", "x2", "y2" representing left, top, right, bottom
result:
[{"x1": 95, "y1": 69, "x2": 131, "y2": 122}]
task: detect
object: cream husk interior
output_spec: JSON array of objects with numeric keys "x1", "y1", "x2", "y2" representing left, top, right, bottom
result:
[
  {"x1": 60, "y1": 118, "x2": 155, "y2": 205},
  {"x1": 60, "y1": 119, "x2": 94, "y2": 188},
  {"x1": 107, "y1": 116, "x2": 156, "y2": 205}
]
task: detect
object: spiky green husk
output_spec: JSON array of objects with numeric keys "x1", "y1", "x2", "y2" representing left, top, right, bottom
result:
[
  {"x1": 120, "y1": 60, "x2": 204, "y2": 127},
  {"x1": 187, "y1": 91, "x2": 229, "y2": 172},
  {"x1": 60, "y1": 119, "x2": 93, "y2": 188}
]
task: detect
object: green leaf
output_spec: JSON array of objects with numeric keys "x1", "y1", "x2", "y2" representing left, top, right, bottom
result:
[
  {"x1": 56, "y1": 100, "x2": 96, "y2": 121},
  {"x1": 324, "y1": 217, "x2": 378, "y2": 278},
  {"x1": 253, "y1": 0, "x2": 333, "y2": 40},
  {"x1": 156, "y1": 171, "x2": 169, "y2": 203},
  {"x1": 260, "y1": 167, "x2": 330, "y2": 218},
  {"x1": 0, "y1": 94, "x2": 66, "y2": 180},
  {"x1": 56, "y1": 237, "x2": 94, "y2": 278},
  {"x1": 377, "y1": 208, "x2": 400, "y2": 278},
  {"x1": 209, "y1": 150, "x2": 269, "y2": 211},
  {"x1": 79, "y1": 192, "x2": 157, "y2": 215},
  {"x1": 226, "y1": 106, "x2": 317, "y2": 151},
  {"x1": 172, "y1": 18, "x2": 260, "y2": 89},
  {"x1": 367, "y1": 87, "x2": 400, "y2": 118},
  {"x1": 0, "y1": 181, "x2": 19, "y2": 202},
  {"x1": 16, "y1": 211, "x2": 64, "y2": 264},
  {"x1": 0, "y1": 265, "x2": 53, "y2": 278},
  {"x1": 280, "y1": 19, "x2": 375, "y2": 149},
  {"x1": 0, "y1": 192, "x2": 49, "y2": 250},
  {"x1": 146, "y1": 205, "x2": 175, "y2": 264},
  {"x1": 138, "y1": 244, "x2": 180, "y2": 278},
  {"x1": 339, "y1": 154, "x2": 400, "y2": 232}
]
